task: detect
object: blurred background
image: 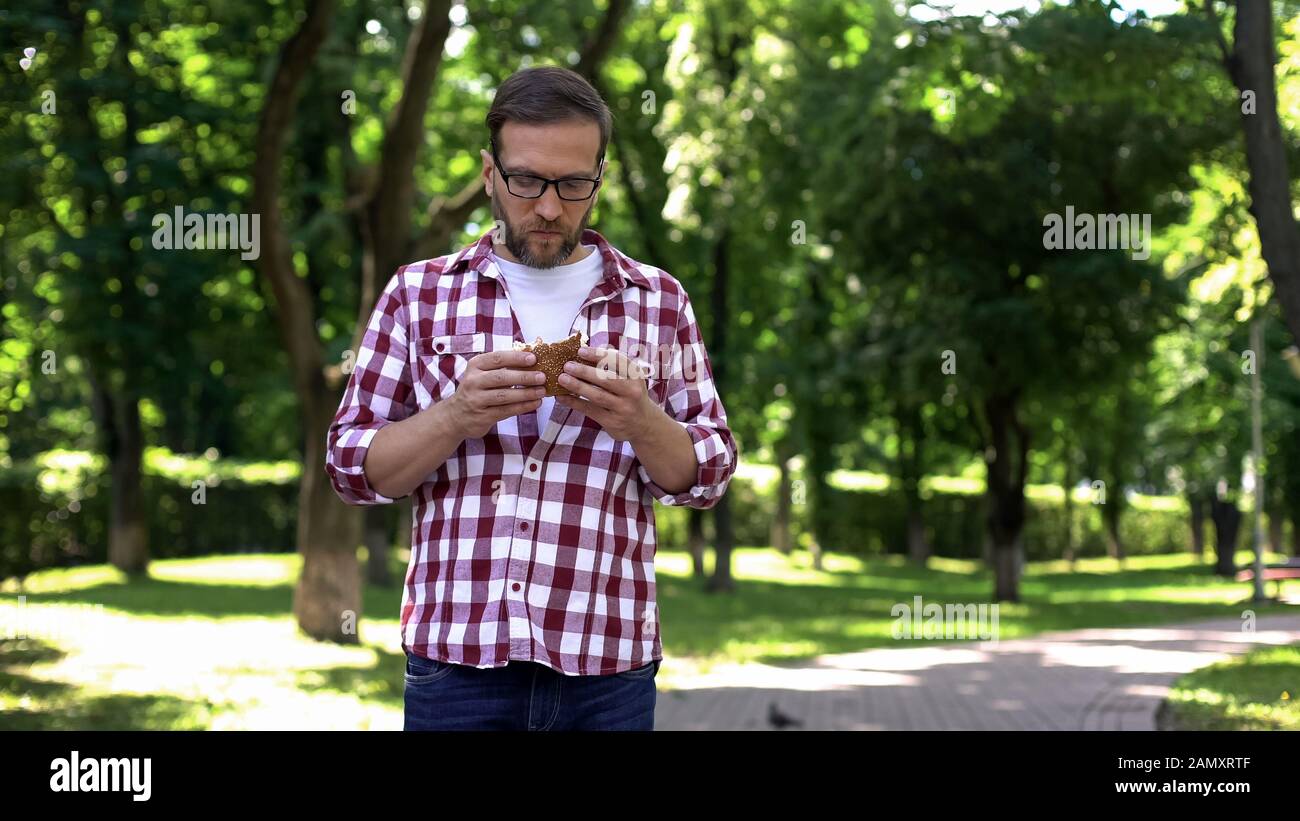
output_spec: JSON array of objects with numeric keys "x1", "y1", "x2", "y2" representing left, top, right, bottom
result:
[{"x1": 1, "y1": 0, "x2": 1299, "y2": 730}]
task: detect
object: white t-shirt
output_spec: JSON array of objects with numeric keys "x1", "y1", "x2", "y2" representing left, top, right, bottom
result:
[{"x1": 492, "y1": 243, "x2": 604, "y2": 434}]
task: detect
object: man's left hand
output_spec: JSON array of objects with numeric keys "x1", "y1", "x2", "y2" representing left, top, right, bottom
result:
[{"x1": 555, "y1": 345, "x2": 657, "y2": 442}]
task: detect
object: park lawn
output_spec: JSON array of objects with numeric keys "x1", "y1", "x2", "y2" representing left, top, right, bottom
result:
[
  {"x1": 657, "y1": 548, "x2": 1297, "y2": 669},
  {"x1": 0, "y1": 547, "x2": 1294, "y2": 730},
  {"x1": 1159, "y1": 642, "x2": 1300, "y2": 730}
]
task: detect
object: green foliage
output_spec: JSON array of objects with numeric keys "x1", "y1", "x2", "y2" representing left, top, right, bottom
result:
[
  {"x1": 0, "y1": 447, "x2": 300, "y2": 579},
  {"x1": 1, "y1": 443, "x2": 1235, "y2": 583},
  {"x1": 1, "y1": 0, "x2": 1298, "y2": 593}
]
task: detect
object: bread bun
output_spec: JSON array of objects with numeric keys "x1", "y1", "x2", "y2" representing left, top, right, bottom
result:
[{"x1": 514, "y1": 331, "x2": 587, "y2": 396}]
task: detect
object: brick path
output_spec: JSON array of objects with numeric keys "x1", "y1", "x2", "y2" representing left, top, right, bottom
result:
[{"x1": 653, "y1": 615, "x2": 1300, "y2": 730}]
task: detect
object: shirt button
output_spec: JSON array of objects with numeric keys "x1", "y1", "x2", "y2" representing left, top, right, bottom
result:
[
  {"x1": 519, "y1": 522, "x2": 528, "y2": 532},
  {"x1": 512, "y1": 582, "x2": 521, "y2": 592},
  {"x1": 529, "y1": 463, "x2": 537, "y2": 472},
  {"x1": 435, "y1": 342, "x2": 445, "y2": 352}
]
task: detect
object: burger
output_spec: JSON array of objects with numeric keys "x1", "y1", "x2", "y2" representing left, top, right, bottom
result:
[{"x1": 513, "y1": 331, "x2": 588, "y2": 396}]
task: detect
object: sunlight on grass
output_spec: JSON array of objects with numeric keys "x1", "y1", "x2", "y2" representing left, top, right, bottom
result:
[
  {"x1": 654, "y1": 547, "x2": 1297, "y2": 670},
  {"x1": 1163, "y1": 643, "x2": 1300, "y2": 730},
  {"x1": 150, "y1": 554, "x2": 301, "y2": 587},
  {"x1": 2, "y1": 548, "x2": 1294, "y2": 728},
  {"x1": 1, "y1": 553, "x2": 405, "y2": 730},
  {"x1": 1, "y1": 564, "x2": 127, "y2": 595},
  {"x1": 0, "y1": 606, "x2": 405, "y2": 730}
]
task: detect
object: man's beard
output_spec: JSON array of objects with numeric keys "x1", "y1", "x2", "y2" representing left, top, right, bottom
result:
[{"x1": 491, "y1": 191, "x2": 594, "y2": 269}]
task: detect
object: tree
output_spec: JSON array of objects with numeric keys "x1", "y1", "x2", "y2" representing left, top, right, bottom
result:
[
  {"x1": 3, "y1": 0, "x2": 244, "y2": 575},
  {"x1": 252, "y1": 0, "x2": 633, "y2": 640},
  {"x1": 1200, "y1": 1, "x2": 1300, "y2": 348},
  {"x1": 800, "y1": 2, "x2": 1232, "y2": 599}
]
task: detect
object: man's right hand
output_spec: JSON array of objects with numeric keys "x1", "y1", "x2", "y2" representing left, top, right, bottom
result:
[{"x1": 444, "y1": 350, "x2": 548, "y2": 440}]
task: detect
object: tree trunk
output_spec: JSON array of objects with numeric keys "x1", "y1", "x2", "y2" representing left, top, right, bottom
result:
[
  {"x1": 808, "y1": 533, "x2": 825, "y2": 572},
  {"x1": 292, "y1": 387, "x2": 364, "y2": 642},
  {"x1": 1217, "y1": 0, "x2": 1300, "y2": 347},
  {"x1": 706, "y1": 221, "x2": 734, "y2": 594},
  {"x1": 395, "y1": 498, "x2": 413, "y2": 555},
  {"x1": 771, "y1": 456, "x2": 792, "y2": 555},
  {"x1": 706, "y1": 496, "x2": 735, "y2": 593},
  {"x1": 699, "y1": 18, "x2": 750, "y2": 596},
  {"x1": 1104, "y1": 499, "x2": 1125, "y2": 565},
  {"x1": 981, "y1": 486, "x2": 994, "y2": 568},
  {"x1": 1062, "y1": 448, "x2": 1075, "y2": 566},
  {"x1": 106, "y1": 394, "x2": 148, "y2": 576},
  {"x1": 253, "y1": 0, "x2": 364, "y2": 644},
  {"x1": 906, "y1": 507, "x2": 929, "y2": 566},
  {"x1": 64, "y1": 10, "x2": 149, "y2": 578},
  {"x1": 1209, "y1": 495, "x2": 1243, "y2": 577},
  {"x1": 88, "y1": 369, "x2": 149, "y2": 576},
  {"x1": 898, "y1": 404, "x2": 930, "y2": 565},
  {"x1": 382, "y1": 497, "x2": 412, "y2": 583},
  {"x1": 341, "y1": 2, "x2": 629, "y2": 603},
  {"x1": 107, "y1": 392, "x2": 148, "y2": 575},
  {"x1": 1189, "y1": 493, "x2": 1206, "y2": 559},
  {"x1": 801, "y1": 346, "x2": 836, "y2": 571},
  {"x1": 983, "y1": 393, "x2": 1030, "y2": 602},
  {"x1": 687, "y1": 509, "x2": 707, "y2": 578},
  {"x1": 352, "y1": 1, "x2": 455, "y2": 348},
  {"x1": 994, "y1": 535, "x2": 1022, "y2": 604},
  {"x1": 1268, "y1": 510, "x2": 1284, "y2": 558},
  {"x1": 806, "y1": 430, "x2": 833, "y2": 572},
  {"x1": 364, "y1": 506, "x2": 392, "y2": 587}
]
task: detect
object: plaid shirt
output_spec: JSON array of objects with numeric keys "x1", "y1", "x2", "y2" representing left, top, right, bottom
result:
[{"x1": 325, "y1": 229, "x2": 738, "y2": 676}]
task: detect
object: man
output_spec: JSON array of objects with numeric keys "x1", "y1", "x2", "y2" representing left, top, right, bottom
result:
[{"x1": 325, "y1": 66, "x2": 737, "y2": 731}]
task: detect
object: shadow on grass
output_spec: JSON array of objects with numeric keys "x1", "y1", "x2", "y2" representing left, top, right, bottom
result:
[
  {"x1": 294, "y1": 646, "x2": 408, "y2": 706},
  {"x1": 6, "y1": 575, "x2": 406, "y2": 621},
  {"x1": 1030, "y1": 563, "x2": 1234, "y2": 591},
  {"x1": 7, "y1": 550, "x2": 1291, "y2": 677},
  {"x1": 0, "y1": 638, "x2": 212, "y2": 730}
]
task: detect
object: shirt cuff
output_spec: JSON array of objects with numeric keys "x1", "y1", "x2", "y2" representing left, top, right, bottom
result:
[
  {"x1": 636, "y1": 420, "x2": 736, "y2": 509},
  {"x1": 325, "y1": 421, "x2": 399, "y2": 505}
]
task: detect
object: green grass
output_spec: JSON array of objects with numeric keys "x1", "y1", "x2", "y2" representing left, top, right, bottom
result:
[
  {"x1": 0, "y1": 547, "x2": 1294, "y2": 730},
  {"x1": 657, "y1": 549, "x2": 1296, "y2": 663},
  {"x1": 1160, "y1": 642, "x2": 1300, "y2": 730}
]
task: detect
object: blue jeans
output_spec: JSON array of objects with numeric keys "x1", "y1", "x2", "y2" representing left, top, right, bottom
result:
[{"x1": 402, "y1": 650, "x2": 659, "y2": 731}]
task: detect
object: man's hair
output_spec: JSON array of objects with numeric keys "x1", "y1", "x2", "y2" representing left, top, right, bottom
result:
[{"x1": 486, "y1": 66, "x2": 613, "y2": 169}]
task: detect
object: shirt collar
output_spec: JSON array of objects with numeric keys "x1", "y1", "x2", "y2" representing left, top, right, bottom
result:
[{"x1": 448, "y1": 228, "x2": 655, "y2": 293}]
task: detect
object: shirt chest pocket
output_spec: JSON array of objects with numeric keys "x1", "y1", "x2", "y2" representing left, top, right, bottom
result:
[{"x1": 412, "y1": 332, "x2": 488, "y2": 408}]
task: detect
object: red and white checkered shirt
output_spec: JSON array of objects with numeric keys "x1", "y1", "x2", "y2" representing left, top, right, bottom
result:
[{"x1": 325, "y1": 228, "x2": 738, "y2": 676}]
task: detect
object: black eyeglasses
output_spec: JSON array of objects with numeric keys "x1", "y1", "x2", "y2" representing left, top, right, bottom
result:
[{"x1": 491, "y1": 142, "x2": 603, "y2": 201}]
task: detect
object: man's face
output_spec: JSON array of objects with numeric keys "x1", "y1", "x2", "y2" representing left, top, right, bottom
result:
[{"x1": 482, "y1": 120, "x2": 605, "y2": 268}]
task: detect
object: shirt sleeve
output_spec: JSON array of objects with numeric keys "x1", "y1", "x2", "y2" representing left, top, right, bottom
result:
[
  {"x1": 636, "y1": 290, "x2": 739, "y2": 509},
  {"x1": 324, "y1": 268, "x2": 417, "y2": 505}
]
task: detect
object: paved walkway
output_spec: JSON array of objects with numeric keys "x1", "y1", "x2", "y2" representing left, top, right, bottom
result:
[{"x1": 653, "y1": 615, "x2": 1300, "y2": 731}]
